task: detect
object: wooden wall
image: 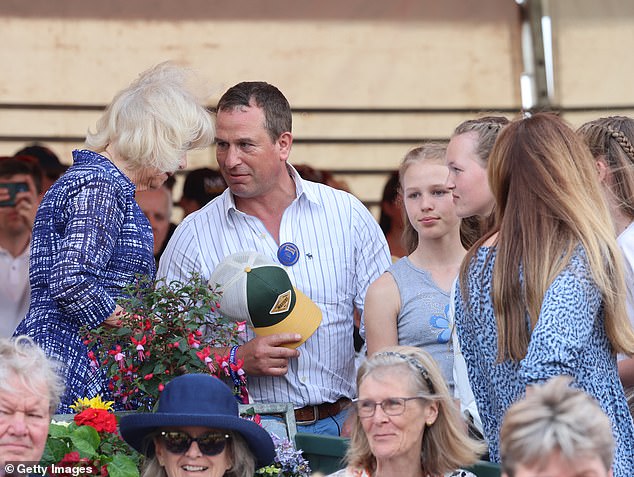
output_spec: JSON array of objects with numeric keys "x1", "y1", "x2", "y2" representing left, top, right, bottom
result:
[{"x1": 2, "y1": 1, "x2": 633, "y2": 217}]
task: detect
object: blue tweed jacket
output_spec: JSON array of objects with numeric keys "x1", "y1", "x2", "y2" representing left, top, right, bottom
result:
[{"x1": 15, "y1": 149, "x2": 155, "y2": 412}]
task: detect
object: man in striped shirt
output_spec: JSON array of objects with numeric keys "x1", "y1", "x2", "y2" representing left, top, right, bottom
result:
[{"x1": 158, "y1": 81, "x2": 391, "y2": 435}]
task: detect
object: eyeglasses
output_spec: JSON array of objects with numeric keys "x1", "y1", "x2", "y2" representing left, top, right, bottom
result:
[
  {"x1": 354, "y1": 397, "x2": 426, "y2": 418},
  {"x1": 158, "y1": 430, "x2": 230, "y2": 456}
]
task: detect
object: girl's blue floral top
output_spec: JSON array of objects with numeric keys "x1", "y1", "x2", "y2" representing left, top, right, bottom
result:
[
  {"x1": 15, "y1": 149, "x2": 155, "y2": 412},
  {"x1": 454, "y1": 246, "x2": 634, "y2": 477}
]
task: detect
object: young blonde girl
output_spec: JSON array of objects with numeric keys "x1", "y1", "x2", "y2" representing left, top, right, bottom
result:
[{"x1": 364, "y1": 143, "x2": 463, "y2": 392}]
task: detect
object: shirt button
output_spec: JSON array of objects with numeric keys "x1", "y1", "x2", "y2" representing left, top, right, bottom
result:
[{"x1": 300, "y1": 376, "x2": 307, "y2": 383}]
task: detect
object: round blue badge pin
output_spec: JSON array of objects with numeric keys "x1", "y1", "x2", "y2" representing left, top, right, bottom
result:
[{"x1": 277, "y1": 242, "x2": 300, "y2": 266}]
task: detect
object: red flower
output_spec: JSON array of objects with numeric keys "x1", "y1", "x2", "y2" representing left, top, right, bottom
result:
[
  {"x1": 187, "y1": 332, "x2": 201, "y2": 348},
  {"x1": 74, "y1": 409, "x2": 117, "y2": 433},
  {"x1": 59, "y1": 451, "x2": 80, "y2": 464}
]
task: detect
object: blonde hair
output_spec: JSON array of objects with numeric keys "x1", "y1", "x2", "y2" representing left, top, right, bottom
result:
[
  {"x1": 500, "y1": 376, "x2": 614, "y2": 477},
  {"x1": 346, "y1": 346, "x2": 484, "y2": 476},
  {"x1": 86, "y1": 61, "x2": 214, "y2": 173},
  {"x1": 0, "y1": 336, "x2": 65, "y2": 413},
  {"x1": 398, "y1": 143, "x2": 448, "y2": 253},
  {"x1": 461, "y1": 112, "x2": 634, "y2": 360},
  {"x1": 577, "y1": 116, "x2": 634, "y2": 221}
]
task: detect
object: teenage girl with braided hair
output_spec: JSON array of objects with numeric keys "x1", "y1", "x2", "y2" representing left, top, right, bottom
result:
[
  {"x1": 446, "y1": 116, "x2": 510, "y2": 249},
  {"x1": 578, "y1": 116, "x2": 634, "y2": 389},
  {"x1": 444, "y1": 116, "x2": 509, "y2": 441}
]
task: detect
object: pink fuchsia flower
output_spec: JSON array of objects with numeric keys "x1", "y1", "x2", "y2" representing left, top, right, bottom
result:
[
  {"x1": 88, "y1": 351, "x2": 99, "y2": 373},
  {"x1": 196, "y1": 347, "x2": 216, "y2": 373},
  {"x1": 230, "y1": 360, "x2": 247, "y2": 383},
  {"x1": 131, "y1": 336, "x2": 147, "y2": 361},
  {"x1": 108, "y1": 345, "x2": 126, "y2": 370},
  {"x1": 215, "y1": 353, "x2": 230, "y2": 376},
  {"x1": 236, "y1": 321, "x2": 247, "y2": 340}
]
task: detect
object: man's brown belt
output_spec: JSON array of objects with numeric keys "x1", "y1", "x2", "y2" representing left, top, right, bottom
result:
[{"x1": 294, "y1": 397, "x2": 352, "y2": 424}]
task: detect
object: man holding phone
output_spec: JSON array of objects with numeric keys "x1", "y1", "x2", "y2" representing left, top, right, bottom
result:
[{"x1": 0, "y1": 155, "x2": 43, "y2": 337}]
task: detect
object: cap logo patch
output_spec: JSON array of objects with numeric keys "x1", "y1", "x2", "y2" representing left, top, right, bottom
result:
[{"x1": 270, "y1": 290, "x2": 292, "y2": 314}]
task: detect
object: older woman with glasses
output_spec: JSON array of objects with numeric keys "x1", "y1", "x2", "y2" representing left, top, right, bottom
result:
[
  {"x1": 329, "y1": 346, "x2": 484, "y2": 477},
  {"x1": 120, "y1": 374, "x2": 275, "y2": 477}
]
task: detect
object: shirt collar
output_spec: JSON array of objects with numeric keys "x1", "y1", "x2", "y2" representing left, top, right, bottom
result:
[{"x1": 222, "y1": 163, "x2": 322, "y2": 221}]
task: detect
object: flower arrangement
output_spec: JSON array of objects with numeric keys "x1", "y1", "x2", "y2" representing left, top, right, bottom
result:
[
  {"x1": 82, "y1": 274, "x2": 246, "y2": 410},
  {"x1": 40, "y1": 396, "x2": 140, "y2": 477},
  {"x1": 75, "y1": 274, "x2": 312, "y2": 477},
  {"x1": 256, "y1": 434, "x2": 312, "y2": 477}
]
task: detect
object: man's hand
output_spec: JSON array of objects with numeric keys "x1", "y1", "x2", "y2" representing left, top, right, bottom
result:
[{"x1": 238, "y1": 333, "x2": 302, "y2": 376}]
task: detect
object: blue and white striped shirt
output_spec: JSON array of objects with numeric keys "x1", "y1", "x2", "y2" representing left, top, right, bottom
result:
[{"x1": 158, "y1": 167, "x2": 391, "y2": 407}]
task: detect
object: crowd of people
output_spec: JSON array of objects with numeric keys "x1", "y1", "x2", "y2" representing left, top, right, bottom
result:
[{"x1": 1, "y1": 60, "x2": 634, "y2": 477}]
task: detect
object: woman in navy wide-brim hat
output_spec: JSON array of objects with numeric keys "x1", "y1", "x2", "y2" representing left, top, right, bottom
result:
[{"x1": 120, "y1": 374, "x2": 275, "y2": 477}]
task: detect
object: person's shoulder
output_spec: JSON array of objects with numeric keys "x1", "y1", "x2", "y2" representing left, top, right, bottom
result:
[
  {"x1": 367, "y1": 269, "x2": 398, "y2": 295},
  {"x1": 165, "y1": 196, "x2": 228, "y2": 250},
  {"x1": 57, "y1": 157, "x2": 125, "y2": 192},
  {"x1": 390, "y1": 256, "x2": 411, "y2": 270}
]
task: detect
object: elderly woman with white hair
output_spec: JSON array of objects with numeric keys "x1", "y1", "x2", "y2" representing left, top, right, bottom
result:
[
  {"x1": 0, "y1": 336, "x2": 65, "y2": 470},
  {"x1": 500, "y1": 376, "x2": 617, "y2": 477},
  {"x1": 14, "y1": 61, "x2": 214, "y2": 412}
]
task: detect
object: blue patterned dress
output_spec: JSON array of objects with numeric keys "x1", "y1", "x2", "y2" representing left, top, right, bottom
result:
[
  {"x1": 454, "y1": 246, "x2": 634, "y2": 477},
  {"x1": 14, "y1": 150, "x2": 155, "y2": 412}
]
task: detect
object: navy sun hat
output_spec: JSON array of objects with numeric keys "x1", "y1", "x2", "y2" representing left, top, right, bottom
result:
[{"x1": 119, "y1": 374, "x2": 275, "y2": 468}]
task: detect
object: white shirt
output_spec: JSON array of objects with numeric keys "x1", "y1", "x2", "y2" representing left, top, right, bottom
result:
[
  {"x1": 0, "y1": 243, "x2": 30, "y2": 338},
  {"x1": 450, "y1": 278, "x2": 483, "y2": 435},
  {"x1": 617, "y1": 221, "x2": 634, "y2": 327},
  {"x1": 158, "y1": 167, "x2": 391, "y2": 407},
  {"x1": 617, "y1": 221, "x2": 634, "y2": 361}
]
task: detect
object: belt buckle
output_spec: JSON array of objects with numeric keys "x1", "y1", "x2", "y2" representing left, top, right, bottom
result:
[{"x1": 296, "y1": 404, "x2": 319, "y2": 426}]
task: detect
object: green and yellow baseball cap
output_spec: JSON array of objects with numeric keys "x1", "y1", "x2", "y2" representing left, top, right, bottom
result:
[{"x1": 209, "y1": 251, "x2": 322, "y2": 349}]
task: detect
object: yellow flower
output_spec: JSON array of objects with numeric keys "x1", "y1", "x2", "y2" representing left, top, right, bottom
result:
[{"x1": 69, "y1": 396, "x2": 115, "y2": 412}]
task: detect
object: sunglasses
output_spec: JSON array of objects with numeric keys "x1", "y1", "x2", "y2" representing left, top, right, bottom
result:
[{"x1": 158, "y1": 430, "x2": 230, "y2": 456}]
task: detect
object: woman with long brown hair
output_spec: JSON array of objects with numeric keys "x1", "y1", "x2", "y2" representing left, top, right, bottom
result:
[{"x1": 454, "y1": 112, "x2": 634, "y2": 477}]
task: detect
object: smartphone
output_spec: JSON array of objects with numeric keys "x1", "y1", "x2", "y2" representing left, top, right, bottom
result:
[{"x1": 0, "y1": 182, "x2": 29, "y2": 207}]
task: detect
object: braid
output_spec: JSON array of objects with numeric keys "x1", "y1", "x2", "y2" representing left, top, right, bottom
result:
[{"x1": 606, "y1": 125, "x2": 634, "y2": 163}]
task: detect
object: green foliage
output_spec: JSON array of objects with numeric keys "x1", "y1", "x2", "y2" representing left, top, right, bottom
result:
[
  {"x1": 41, "y1": 420, "x2": 140, "y2": 477},
  {"x1": 82, "y1": 274, "x2": 242, "y2": 411}
]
